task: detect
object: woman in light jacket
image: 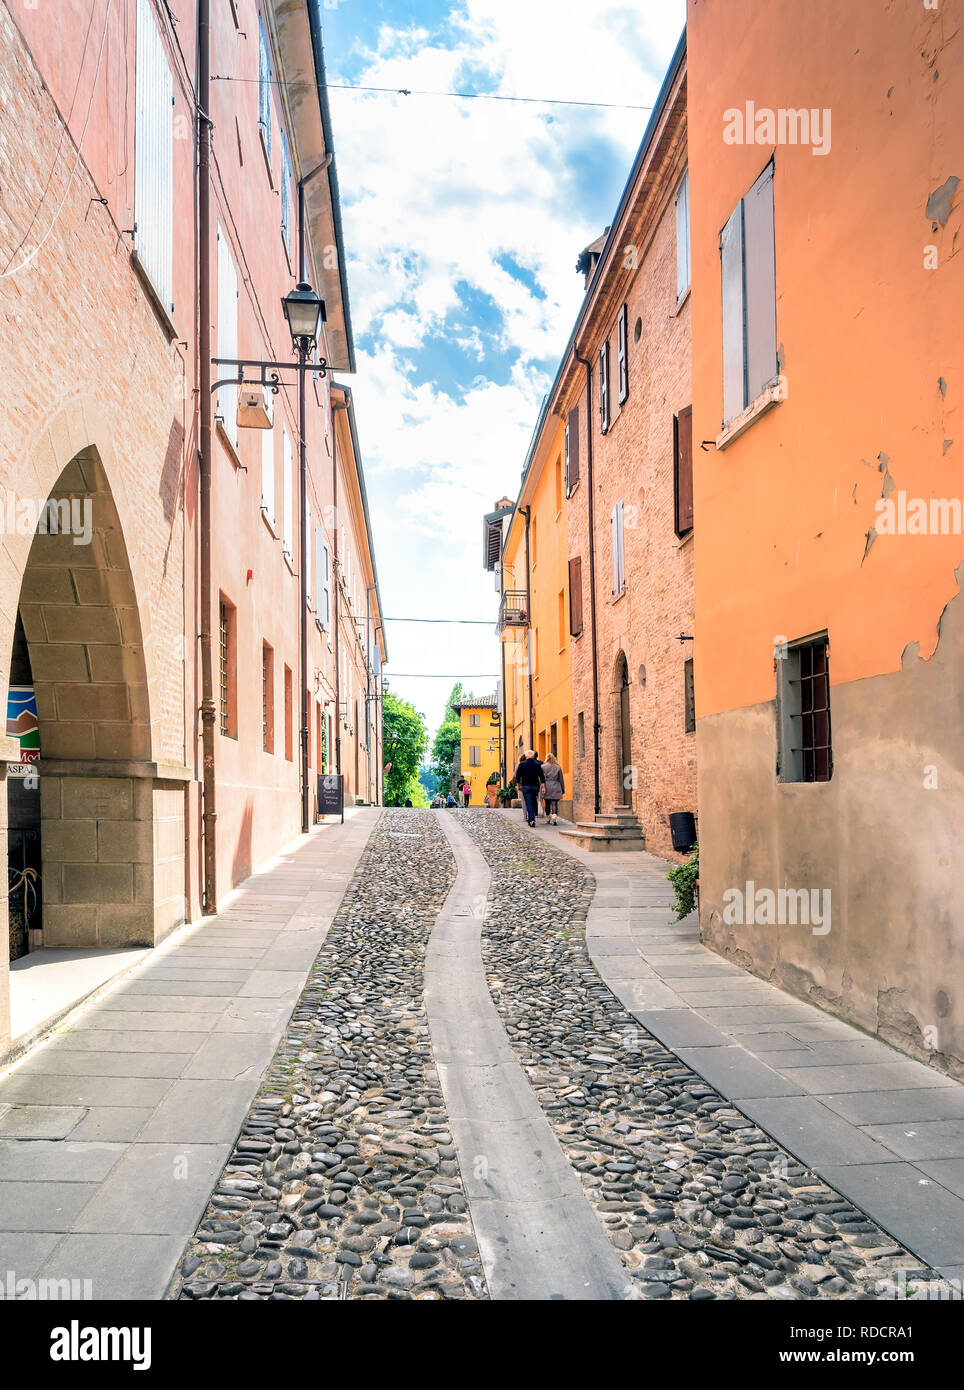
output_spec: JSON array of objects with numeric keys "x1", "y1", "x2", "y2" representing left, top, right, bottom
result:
[{"x1": 541, "y1": 753, "x2": 565, "y2": 825}]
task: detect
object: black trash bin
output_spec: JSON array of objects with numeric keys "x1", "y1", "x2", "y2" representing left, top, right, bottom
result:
[{"x1": 669, "y1": 811, "x2": 697, "y2": 852}]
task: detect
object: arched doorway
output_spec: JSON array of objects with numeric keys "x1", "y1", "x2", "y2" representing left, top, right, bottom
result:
[
  {"x1": 6, "y1": 447, "x2": 178, "y2": 959},
  {"x1": 614, "y1": 651, "x2": 633, "y2": 809}
]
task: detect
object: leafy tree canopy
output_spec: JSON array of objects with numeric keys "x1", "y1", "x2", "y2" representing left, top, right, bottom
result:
[{"x1": 382, "y1": 692, "x2": 429, "y2": 806}]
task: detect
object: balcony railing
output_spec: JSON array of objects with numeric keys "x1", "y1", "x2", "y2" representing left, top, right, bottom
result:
[{"x1": 498, "y1": 590, "x2": 529, "y2": 632}]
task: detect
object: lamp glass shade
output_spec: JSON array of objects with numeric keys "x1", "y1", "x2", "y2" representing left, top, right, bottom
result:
[{"x1": 282, "y1": 282, "x2": 325, "y2": 345}]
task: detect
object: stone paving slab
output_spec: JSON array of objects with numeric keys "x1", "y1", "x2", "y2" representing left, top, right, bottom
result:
[
  {"x1": 428, "y1": 814, "x2": 629, "y2": 1300},
  {"x1": 0, "y1": 809, "x2": 379, "y2": 1300},
  {"x1": 526, "y1": 810, "x2": 964, "y2": 1273}
]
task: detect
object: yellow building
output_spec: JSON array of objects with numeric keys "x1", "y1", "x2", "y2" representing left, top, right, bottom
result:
[
  {"x1": 453, "y1": 695, "x2": 502, "y2": 805},
  {"x1": 483, "y1": 403, "x2": 574, "y2": 820}
]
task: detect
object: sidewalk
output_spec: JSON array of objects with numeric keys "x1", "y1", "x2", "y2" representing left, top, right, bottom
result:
[
  {"x1": 505, "y1": 808, "x2": 964, "y2": 1280},
  {"x1": 0, "y1": 809, "x2": 378, "y2": 1300}
]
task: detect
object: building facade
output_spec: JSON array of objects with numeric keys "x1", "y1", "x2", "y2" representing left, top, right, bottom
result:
[
  {"x1": 688, "y1": 1, "x2": 963, "y2": 1072},
  {"x1": 453, "y1": 695, "x2": 501, "y2": 804},
  {"x1": 557, "y1": 36, "x2": 695, "y2": 857},
  {"x1": 0, "y1": 0, "x2": 385, "y2": 1059}
]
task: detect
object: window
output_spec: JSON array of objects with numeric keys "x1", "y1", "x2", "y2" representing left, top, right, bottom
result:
[
  {"x1": 599, "y1": 340, "x2": 611, "y2": 433},
  {"x1": 216, "y1": 226, "x2": 239, "y2": 447},
  {"x1": 537, "y1": 731, "x2": 546, "y2": 759},
  {"x1": 134, "y1": 0, "x2": 174, "y2": 312},
  {"x1": 617, "y1": 304, "x2": 629, "y2": 404},
  {"x1": 315, "y1": 525, "x2": 331, "y2": 630},
  {"x1": 262, "y1": 642, "x2": 274, "y2": 752},
  {"x1": 676, "y1": 169, "x2": 691, "y2": 301},
  {"x1": 674, "y1": 405, "x2": 694, "y2": 536},
  {"x1": 565, "y1": 408, "x2": 580, "y2": 494},
  {"x1": 284, "y1": 664, "x2": 293, "y2": 760},
  {"x1": 550, "y1": 722, "x2": 558, "y2": 758},
  {"x1": 529, "y1": 629, "x2": 537, "y2": 678},
  {"x1": 282, "y1": 427, "x2": 293, "y2": 558},
  {"x1": 721, "y1": 161, "x2": 777, "y2": 425},
  {"x1": 261, "y1": 428, "x2": 275, "y2": 525},
  {"x1": 258, "y1": 13, "x2": 272, "y2": 163},
  {"x1": 561, "y1": 715, "x2": 570, "y2": 773},
  {"x1": 470, "y1": 746, "x2": 481, "y2": 766},
  {"x1": 776, "y1": 634, "x2": 832, "y2": 783},
  {"x1": 577, "y1": 711, "x2": 585, "y2": 757},
  {"x1": 305, "y1": 499, "x2": 312, "y2": 607},
  {"x1": 684, "y1": 658, "x2": 695, "y2": 734},
  {"x1": 316, "y1": 702, "x2": 323, "y2": 772},
  {"x1": 469, "y1": 712, "x2": 480, "y2": 727},
  {"x1": 568, "y1": 556, "x2": 583, "y2": 636},
  {"x1": 280, "y1": 130, "x2": 292, "y2": 253},
  {"x1": 219, "y1": 596, "x2": 237, "y2": 738},
  {"x1": 611, "y1": 500, "x2": 625, "y2": 595}
]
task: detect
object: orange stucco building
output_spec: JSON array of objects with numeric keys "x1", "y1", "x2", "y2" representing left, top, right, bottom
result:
[{"x1": 688, "y1": 1, "x2": 963, "y2": 1072}]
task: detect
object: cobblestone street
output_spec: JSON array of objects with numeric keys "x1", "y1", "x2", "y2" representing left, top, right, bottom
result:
[{"x1": 155, "y1": 808, "x2": 956, "y2": 1301}]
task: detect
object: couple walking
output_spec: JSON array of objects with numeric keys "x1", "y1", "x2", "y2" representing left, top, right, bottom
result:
[{"x1": 514, "y1": 750, "x2": 565, "y2": 827}]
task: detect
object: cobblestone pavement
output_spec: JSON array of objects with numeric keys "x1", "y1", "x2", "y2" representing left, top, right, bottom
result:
[
  {"x1": 455, "y1": 811, "x2": 934, "y2": 1300},
  {"x1": 169, "y1": 811, "x2": 487, "y2": 1301}
]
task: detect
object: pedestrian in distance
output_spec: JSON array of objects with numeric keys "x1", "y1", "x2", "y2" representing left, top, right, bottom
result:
[
  {"x1": 462, "y1": 779, "x2": 471, "y2": 808},
  {"x1": 514, "y1": 748, "x2": 544, "y2": 827},
  {"x1": 542, "y1": 753, "x2": 565, "y2": 825},
  {"x1": 446, "y1": 792, "x2": 458, "y2": 808}
]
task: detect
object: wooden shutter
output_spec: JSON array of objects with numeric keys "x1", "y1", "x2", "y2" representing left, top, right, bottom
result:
[
  {"x1": 566, "y1": 408, "x2": 580, "y2": 493},
  {"x1": 744, "y1": 161, "x2": 777, "y2": 404},
  {"x1": 261, "y1": 429, "x2": 275, "y2": 524},
  {"x1": 568, "y1": 556, "x2": 583, "y2": 636},
  {"x1": 315, "y1": 526, "x2": 330, "y2": 630},
  {"x1": 611, "y1": 501, "x2": 624, "y2": 592},
  {"x1": 305, "y1": 499, "x2": 312, "y2": 608},
  {"x1": 282, "y1": 428, "x2": 293, "y2": 556},
  {"x1": 676, "y1": 170, "x2": 690, "y2": 301},
  {"x1": 217, "y1": 226, "x2": 239, "y2": 447},
  {"x1": 720, "y1": 202, "x2": 746, "y2": 425},
  {"x1": 135, "y1": 0, "x2": 174, "y2": 311},
  {"x1": 600, "y1": 341, "x2": 611, "y2": 433},
  {"x1": 674, "y1": 405, "x2": 694, "y2": 535},
  {"x1": 281, "y1": 131, "x2": 292, "y2": 251},
  {"x1": 617, "y1": 305, "x2": 628, "y2": 403}
]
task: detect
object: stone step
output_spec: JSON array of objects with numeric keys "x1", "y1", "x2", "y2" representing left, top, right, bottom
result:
[
  {"x1": 573, "y1": 821, "x2": 644, "y2": 837},
  {"x1": 558, "y1": 824, "x2": 647, "y2": 853}
]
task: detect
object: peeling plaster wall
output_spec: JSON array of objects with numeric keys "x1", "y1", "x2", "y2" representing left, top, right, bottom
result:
[{"x1": 697, "y1": 578, "x2": 964, "y2": 1076}]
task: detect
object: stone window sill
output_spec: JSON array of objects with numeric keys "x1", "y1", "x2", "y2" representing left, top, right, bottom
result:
[
  {"x1": 216, "y1": 420, "x2": 243, "y2": 469},
  {"x1": 716, "y1": 382, "x2": 783, "y2": 451},
  {"x1": 130, "y1": 251, "x2": 178, "y2": 342},
  {"x1": 673, "y1": 284, "x2": 691, "y2": 318}
]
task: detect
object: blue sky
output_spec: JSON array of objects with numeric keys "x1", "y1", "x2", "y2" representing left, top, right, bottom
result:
[{"x1": 320, "y1": 0, "x2": 686, "y2": 740}]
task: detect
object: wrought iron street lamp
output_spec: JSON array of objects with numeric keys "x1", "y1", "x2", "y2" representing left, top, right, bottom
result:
[{"x1": 282, "y1": 281, "x2": 326, "y2": 353}]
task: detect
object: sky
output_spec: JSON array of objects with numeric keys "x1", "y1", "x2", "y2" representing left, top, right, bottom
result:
[{"x1": 321, "y1": 0, "x2": 686, "y2": 742}]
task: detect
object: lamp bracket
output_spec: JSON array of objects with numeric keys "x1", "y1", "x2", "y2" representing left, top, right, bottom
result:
[{"x1": 210, "y1": 357, "x2": 329, "y2": 395}]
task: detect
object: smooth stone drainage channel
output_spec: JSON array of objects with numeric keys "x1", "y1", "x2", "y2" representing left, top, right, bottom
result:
[{"x1": 429, "y1": 814, "x2": 628, "y2": 1300}]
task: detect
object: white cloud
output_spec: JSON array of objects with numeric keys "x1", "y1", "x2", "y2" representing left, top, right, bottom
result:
[{"x1": 325, "y1": 0, "x2": 685, "y2": 736}]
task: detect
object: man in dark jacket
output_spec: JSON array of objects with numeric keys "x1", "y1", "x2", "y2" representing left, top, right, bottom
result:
[{"x1": 514, "y1": 749, "x2": 544, "y2": 827}]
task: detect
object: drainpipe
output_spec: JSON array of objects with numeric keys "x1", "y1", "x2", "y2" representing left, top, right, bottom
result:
[
  {"x1": 197, "y1": 0, "x2": 217, "y2": 912},
  {"x1": 521, "y1": 505, "x2": 534, "y2": 750},
  {"x1": 575, "y1": 352, "x2": 601, "y2": 816},
  {"x1": 331, "y1": 395, "x2": 347, "y2": 785}
]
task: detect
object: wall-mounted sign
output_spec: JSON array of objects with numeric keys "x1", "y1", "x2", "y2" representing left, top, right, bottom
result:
[{"x1": 7, "y1": 686, "x2": 39, "y2": 777}]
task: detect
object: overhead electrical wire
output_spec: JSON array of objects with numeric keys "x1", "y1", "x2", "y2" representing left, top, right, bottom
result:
[{"x1": 211, "y1": 74, "x2": 653, "y2": 113}]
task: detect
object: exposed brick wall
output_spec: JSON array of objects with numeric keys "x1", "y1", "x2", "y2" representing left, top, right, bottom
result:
[{"x1": 565, "y1": 123, "x2": 697, "y2": 861}]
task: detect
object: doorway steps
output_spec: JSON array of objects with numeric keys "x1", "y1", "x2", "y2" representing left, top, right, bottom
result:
[{"x1": 558, "y1": 804, "x2": 646, "y2": 852}]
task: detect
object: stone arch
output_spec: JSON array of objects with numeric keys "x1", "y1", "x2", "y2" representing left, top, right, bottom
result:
[{"x1": 4, "y1": 442, "x2": 185, "y2": 960}]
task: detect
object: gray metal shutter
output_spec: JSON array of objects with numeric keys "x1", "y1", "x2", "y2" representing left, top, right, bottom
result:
[
  {"x1": 744, "y1": 162, "x2": 778, "y2": 404},
  {"x1": 720, "y1": 202, "x2": 746, "y2": 425}
]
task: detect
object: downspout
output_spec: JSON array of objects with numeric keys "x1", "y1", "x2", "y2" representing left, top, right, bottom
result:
[
  {"x1": 575, "y1": 352, "x2": 601, "y2": 816},
  {"x1": 331, "y1": 395, "x2": 347, "y2": 785},
  {"x1": 522, "y1": 505, "x2": 534, "y2": 750},
  {"x1": 197, "y1": 0, "x2": 217, "y2": 911}
]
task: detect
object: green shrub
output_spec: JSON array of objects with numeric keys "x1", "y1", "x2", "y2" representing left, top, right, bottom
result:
[
  {"x1": 667, "y1": 843, "x2": 699, "y2": 920},
  {"x1": 496, "y1": 782, "x2": 516, "y2": 806}
]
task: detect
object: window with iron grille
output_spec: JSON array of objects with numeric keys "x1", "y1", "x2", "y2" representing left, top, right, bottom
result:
[
  {"x1": 219, "y1": 598, "x2": 237, "y2": 738},
  {"x1": 776, "y1": 634, "x2": 832, "y2": 782},
  {"x1": 262, "y1": 642, "x2": 274, "y2": 752},
  {"x1": 684, "y1": 658, "x2": 695, "y2": 733}
]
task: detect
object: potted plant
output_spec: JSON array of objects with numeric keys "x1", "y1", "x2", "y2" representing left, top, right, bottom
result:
[
  {"x1": 496, "y1": 781, "x2": 516, "y2": 808},
  {"x1": 667, "y1": 844, "x2": 699, "y2": 921},
  {"x1": 485, "y1": 772, "x2": 500, "y2": 807}
]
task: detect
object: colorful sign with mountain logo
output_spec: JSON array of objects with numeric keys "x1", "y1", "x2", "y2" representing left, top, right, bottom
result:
[{"x1": 7, "y1": 685, "x2": 39, "y2": 776}]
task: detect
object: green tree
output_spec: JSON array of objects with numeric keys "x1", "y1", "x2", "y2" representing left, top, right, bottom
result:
[
  {"x1": 382, "y1": 692, "x2": 429, "y2": 805},
  {"x1": 430, "y1": 683, "x2": 464, "y2": 793}
]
